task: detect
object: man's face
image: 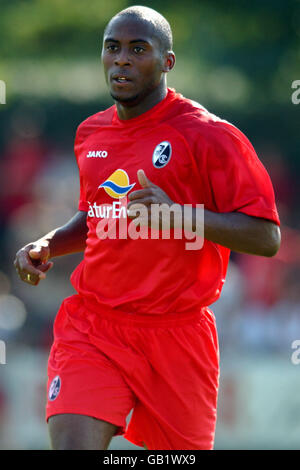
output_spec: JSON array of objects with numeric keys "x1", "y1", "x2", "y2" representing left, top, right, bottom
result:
[{"x1": 102, "y1": 16, "x2": 166, "y2": 105}]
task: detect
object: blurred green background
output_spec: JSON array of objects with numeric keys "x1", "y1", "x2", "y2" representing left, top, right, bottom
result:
[{"x1": 0, "y1": 0, "x2": 300, "y2": 450}]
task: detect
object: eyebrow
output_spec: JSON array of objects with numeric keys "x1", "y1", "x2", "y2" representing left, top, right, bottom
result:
[{"x1": 104, "y1": 37, "x2": 151, "y2": 45}]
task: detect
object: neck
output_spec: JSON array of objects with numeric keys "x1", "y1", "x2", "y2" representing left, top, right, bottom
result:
[{"x1": 115, "y1": 81, "x2": 168, "y2": 121}]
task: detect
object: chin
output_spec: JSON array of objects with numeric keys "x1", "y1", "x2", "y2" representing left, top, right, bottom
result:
[{"x1": 110, "y1": 91, "x2": 141, "y2": 107}]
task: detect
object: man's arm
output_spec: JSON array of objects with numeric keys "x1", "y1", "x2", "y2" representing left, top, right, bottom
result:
[
  {"x1": 127, "y1": 170, "x2": 281, "y2": 257},
  {"x1": 194, "y1": 208, "x2": 281, "y2": 257},
  {"x1": 14, "y1": 210, "x2": 88, "y2": 286}
]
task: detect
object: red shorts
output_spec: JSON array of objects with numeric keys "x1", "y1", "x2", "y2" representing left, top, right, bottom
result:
[{"x1": 46, "y1": 295, "x2": 219, "y2": 450}]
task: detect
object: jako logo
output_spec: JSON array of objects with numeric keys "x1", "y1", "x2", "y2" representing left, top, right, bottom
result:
[
  {"x1": 86, "y1": 150, "x2": 108, "y2": 158},
  {"x1": 99, "y1": 169, "x2": 135, "y2": 199}
]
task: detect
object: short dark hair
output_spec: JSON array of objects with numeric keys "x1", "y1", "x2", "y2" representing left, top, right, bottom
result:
[{"x1": 105, "y1": 5, "x2": 173, "y2": 53}]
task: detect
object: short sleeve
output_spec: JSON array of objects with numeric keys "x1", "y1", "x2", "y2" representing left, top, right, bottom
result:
[
  {"x1": 78, "y1": 173, "x2": 89, "y2": 212},
  {"x1": 74, "y1": 124, "x2": 89, "y2": 212},
  {"x1": 204, "y1": 124, "x2": 280, "y2": 225}
]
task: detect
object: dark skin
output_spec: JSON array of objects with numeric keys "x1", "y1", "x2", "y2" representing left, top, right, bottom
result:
[
  {"x1": 101, "y1": 15, "x2": 175, "y2": 120},
  {"x1": 14, "y1": 14, "x2": 280, "y2": 451},
  {"x1": 127, "y1": 170, "x2": 281, "y2": 257}
]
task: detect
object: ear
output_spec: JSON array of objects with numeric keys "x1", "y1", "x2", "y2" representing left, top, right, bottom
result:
[{"x1": 162, "y1": 51, "x2": 176, "y2": 73}]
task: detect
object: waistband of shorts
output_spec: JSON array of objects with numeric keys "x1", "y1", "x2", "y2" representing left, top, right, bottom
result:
[{"x1": 81, "y1": 296, "x2": 206, "y2": 328}]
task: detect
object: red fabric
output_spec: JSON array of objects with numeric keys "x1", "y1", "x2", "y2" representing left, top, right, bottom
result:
[
  {"x1": 71, "y1": 88, "x2": 280, "y2": 315},
  {"x1": 47, "y1": 92, "x2": 279, "y2": 449},
  {"x1": 46, "y1": 295, "x2": 219, "y2": 450}
]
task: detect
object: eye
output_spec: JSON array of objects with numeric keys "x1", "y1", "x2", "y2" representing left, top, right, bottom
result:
[
  {"x1": 106, "y1": 44, "x2": 118, "y2": 52},
  {"x1": 133, "y1": 46, "x2": 145, "y2": 54}
]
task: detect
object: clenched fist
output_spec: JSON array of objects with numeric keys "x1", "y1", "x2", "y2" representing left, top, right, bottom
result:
[{"x1": 14, "y1": 242, "x2": 53, "y2": 286}]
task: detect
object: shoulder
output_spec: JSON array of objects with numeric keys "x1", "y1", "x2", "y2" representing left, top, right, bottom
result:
[
  {"x1": 167, "y1": 92, "x2": 255, "y2": 156},
  {"x1": 75, "y1": 105, "x2": 115, "y2": 146}
]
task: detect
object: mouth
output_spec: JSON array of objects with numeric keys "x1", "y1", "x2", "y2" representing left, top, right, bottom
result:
[{"x1": 111, "y1": 74, "x2": 133, "y2": 85}]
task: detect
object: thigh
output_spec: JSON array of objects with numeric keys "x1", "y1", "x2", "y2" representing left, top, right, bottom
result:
[
  {"x1": 48, "y1": 413, "x2": 118, "y2": 450},
  {"x1": 124, "y1": 308, "x2": 220, "y2": 450},
  {"x1": 46, "y1": 297, "x2": 136, "y2": 443}
]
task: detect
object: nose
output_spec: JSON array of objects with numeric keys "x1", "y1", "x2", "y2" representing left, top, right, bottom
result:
[{"x1": 114, "y1": 48, "x2": 131, "y2": 66}]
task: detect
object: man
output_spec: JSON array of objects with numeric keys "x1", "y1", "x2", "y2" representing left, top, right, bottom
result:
[{"x1": 14, "y1": 6, "x2": 280, "y2": 450}]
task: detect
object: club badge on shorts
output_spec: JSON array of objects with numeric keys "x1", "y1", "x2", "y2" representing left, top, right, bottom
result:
[
  {"x1": 152, "y1": 141, "x2": 172, "y2": 168},
  {"x1": 48, "y1": 375, "x2": 61, "y2": 401}
]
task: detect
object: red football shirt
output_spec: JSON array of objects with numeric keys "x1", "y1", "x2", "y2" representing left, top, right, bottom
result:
[{"x1": 70, "y1": 88, "x2": 280, "y2": 315}]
